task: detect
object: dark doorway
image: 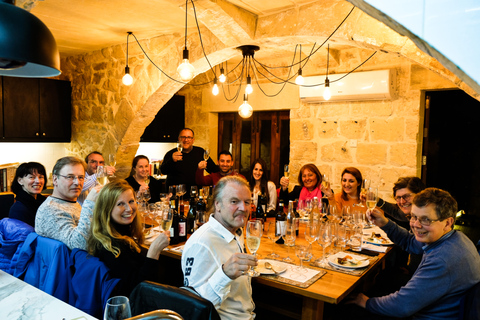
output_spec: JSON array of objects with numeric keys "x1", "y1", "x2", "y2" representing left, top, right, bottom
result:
[{"x1": 424, "y1": 89, "x2": 480, "y2": 243}]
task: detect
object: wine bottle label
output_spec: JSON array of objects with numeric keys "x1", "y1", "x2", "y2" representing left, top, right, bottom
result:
[
  {"x1": 275, "y1": 221, "x2": 286, "y2": 237},
  {"x1": 179, "y1": 222, "x2": 186, "y2": 236},
  {"x1": 169, "y1": 227, "x2": 175, "y2": 237}
]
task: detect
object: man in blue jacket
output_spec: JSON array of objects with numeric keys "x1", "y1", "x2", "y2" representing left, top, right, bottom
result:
[{"x1": 352, "y1": 188, "x2": 480, "y2": 319}]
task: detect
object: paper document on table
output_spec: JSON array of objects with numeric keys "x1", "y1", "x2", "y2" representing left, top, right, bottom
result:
[
  {"x1": 259, "y1": 259, "x2": 322, "y2": 284},
  {"x1": 361, "y1": 243, "x2": 388, "y2": 252}
]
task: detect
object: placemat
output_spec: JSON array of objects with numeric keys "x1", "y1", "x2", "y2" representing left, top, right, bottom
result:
[
  {"x1": 259, "y1": 260, "x2": 327, "y2": 288},
  {"x1": 309, "y1": 252, "x2": 379, "y2": 276}
]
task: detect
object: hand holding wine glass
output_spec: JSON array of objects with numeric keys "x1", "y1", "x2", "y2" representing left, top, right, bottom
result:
[
  {"x1": 246, "y1": 220, "x2": 262, "y2": 277},
  {"x1": 175, "y1": 141, "x2": 183, "y2": 161}
]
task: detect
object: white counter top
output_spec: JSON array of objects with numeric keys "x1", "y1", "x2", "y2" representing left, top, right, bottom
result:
[{"x1": 0, "y1": 270, "x2": 98, "y2": 320}]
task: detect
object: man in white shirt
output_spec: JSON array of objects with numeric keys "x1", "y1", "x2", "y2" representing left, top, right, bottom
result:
[
  {"x1": 78, "y1": 151, "x2": 115, "y2": 205},
  {"x1": 182, "y1": 175, "x2": 257, "y2": 320}
]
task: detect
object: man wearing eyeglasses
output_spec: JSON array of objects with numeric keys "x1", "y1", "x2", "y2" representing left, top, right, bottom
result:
[
  {"x1": 35, "y1": 156, "x2": 101, "y2": 250},
  {"x1": 77, "y1": 151, "x2": 115, "y2": 205},
  {"x1": 160, "y1": 128, "x2": 218, "y2": 198},
  {"x1": 350, "y1": 188, "x2": 480, "y2": 319}
]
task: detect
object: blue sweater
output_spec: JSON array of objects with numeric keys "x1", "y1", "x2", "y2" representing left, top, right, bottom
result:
[{"x1": 367, "y1": 221, "x2": 480, "y2": 319}]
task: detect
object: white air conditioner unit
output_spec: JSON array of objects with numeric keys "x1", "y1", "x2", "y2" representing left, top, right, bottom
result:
[{"x1": 299, "y1": 69, "x2": 395, "y2": 102}]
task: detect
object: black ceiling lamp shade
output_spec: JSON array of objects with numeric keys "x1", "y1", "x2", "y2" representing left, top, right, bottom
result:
[{"x1": 0, "y1": 0, "x2": 60, "y2": 77}]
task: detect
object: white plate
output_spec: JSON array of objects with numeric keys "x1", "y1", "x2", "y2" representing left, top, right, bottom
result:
[
  {"x1": 364, "y1": 235, "x2": 393, "y2": 246},
  {"x1": 256, "y1": 260, "x2": 287, "y2": 275},
  {"x1": 328, "y1": 252, "x2": 370, "y2": 269}
]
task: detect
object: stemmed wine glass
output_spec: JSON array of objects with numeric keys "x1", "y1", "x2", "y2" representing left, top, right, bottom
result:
[
  {"x1": 321, "y1": 174, "x2": 329, "y2": 198},
  {"x1": 177, "y1": 184, "x2": 186, "y2": 205},
  {"x1": 96, "y1": 165, "x2": 108, "y2": 186},
  {"x1": 146, "y1": 203, "x2": 157, "y2": 235},
  {"x1": 104, "y1": 296, "x2": 131, "y2": 320},
  {"x1": 314, "y1": 222, "x2": 332, "y2": 267},
  {"x1": 357, "y1": 179, "x2": 371, "y2": 207},
  {"x1": 305, "y1": 220, "x2": 319, "y2": 260},
  {"x1": 266, "y1": 221, "x2": 280, "y2": 259},
  {"x1": 246, "y1": 220, "x2": 262, "y2": 277},
  {"x1": 190, "y1": 186, "x2": 198, "y2": 199},
  {"x1": 203, "y1": 148, "x2": 210, "y2": 161},
  {"x1": 108, "y1": 154, "x2": 116, "y2": 178},
  {"x1": 284, "y1": 164, "x2": 290, "y2": 179},
  {"x1": 282, "y1": 220, "x2": 296, "y2": 263},
  {"x1": 161, "y1": 207, "x2": 173, "y2": 233},
  {"x1": 143, "y1": 188, "x2": 151, "y2": 204},
  {"x1": 336, "y1": 223, "x2": 349, "y2": 252},
  {"x1": 366, "y1": 187, "x2": 378, "y2": 226},
  {"x1": 177, "y1": 141, "x2": 183, "y2": 161},
  {"x1": 294, "y1": 245, "x2": 310, "y2": 277}
]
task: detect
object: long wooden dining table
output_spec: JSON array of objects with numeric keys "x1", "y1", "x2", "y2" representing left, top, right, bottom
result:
[{"x1": 158, "y1": 217, "x2": 393, "y2": 320}]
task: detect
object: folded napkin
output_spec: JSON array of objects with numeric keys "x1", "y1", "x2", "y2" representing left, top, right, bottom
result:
[{"x1": 362, "y1": 243, "x2": 388, "y2": 253}]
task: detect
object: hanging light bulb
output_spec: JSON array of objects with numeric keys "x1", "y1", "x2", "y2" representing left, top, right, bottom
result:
[
  {"x1": 323, "y1": 77, "x2": 331, "y2": 100},
  {"x1": 177, "y1": 48, "x2": 195, "y2": 82},
  {"x1": 295, "y1": 68, "x2": 304, "y2": 85},
  {"x1": 122, "y1": 66, "x2": 133, "y2": 86},
  {"x1": 219, "y1": 67, "x2": 226, "y2": 83},
  {"x1": 245, "y1": 76, "x2": 253, "y2": 95},
  {"x1": 122, "y1": 32, "x2": 133, "y2": 86},
  {"x1": 323, "y1": 44, "x2": 331, "y2": 100},
  {"x1": 238, "y1": 95, "x2": 253, "y2": 118},
  {"x1": 212, "y1": 78, "x2": 219, "y2": 96}
]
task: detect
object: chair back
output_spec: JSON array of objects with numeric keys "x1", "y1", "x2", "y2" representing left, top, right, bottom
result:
[
  {"x1": 0, "y1": 193, "x2": 15, "y2": 220},
  {"x1": 0, "y1": 218, "x2": 34, "y2": 274},
  {"x1": 129, "y1": 281, "x2": 220, "y2": 320},
  {"x1": 459, "y1": 281, "x2": 480, "y2": 320},
  {"x1": 126, "y1": 310, "x2": 184, "y2": 320}
]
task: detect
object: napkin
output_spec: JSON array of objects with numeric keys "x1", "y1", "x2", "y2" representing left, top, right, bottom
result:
[{"x1": 361, "y1": 243, "x2": 388, "y2": 253}]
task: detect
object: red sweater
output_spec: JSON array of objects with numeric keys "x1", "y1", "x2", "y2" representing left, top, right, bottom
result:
[{"x1": 195, "y1": 169, "x2": 245, "y2": 186}]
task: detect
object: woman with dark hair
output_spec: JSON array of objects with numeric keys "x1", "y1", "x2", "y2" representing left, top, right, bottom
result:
[
  {"x1": 87, "y1": 180, "x2": 170, "y2": 296},
  {"x1": 279, "y1": 163, "x2": 323, "y2": 203},
  {"x1": 248, "y1": 158, "x2": 277, "y2": 215},
  {"x1": 9, "y1": 162, "x2": 48, "y2": 227},
  {"x1": 125, "y1": 155, "x2": 162, "y2": 203},
  {"x1": 323, "y1": 167, "x2": 365, "y2": 212}
]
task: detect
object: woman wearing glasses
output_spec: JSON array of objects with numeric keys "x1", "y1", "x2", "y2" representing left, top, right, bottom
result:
[
  {"x1": 377, "y1": 176, "x2": 426, "y2": 229},
  {"x1": 88, "y1": 180, "x2": 170, "y2": 296}
]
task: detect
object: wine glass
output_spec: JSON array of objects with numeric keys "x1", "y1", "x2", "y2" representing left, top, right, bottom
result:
[
  {"x1": 314, "y1": 222, "x2": 332, "y2": 267},
  {"x1": 294, "y1": 245, "x2": 310, "y2": 276},
  {"x1": 190, "y1": 186, "x2": 198, "y2": 199},
  {"x1": 177, "y1": 141, "x2": 183, "y2": 161},
  {"x1": 284, "y1": 164, "x2": 290, "y2": 179},
  {"x1": 159, "y1": 193, "x2": 168, "y2": 203},
  {"x1": 161, "y1": 207, "x2": 173, "y2": 233},
  {"x1": 305, "y1": 220, "x2": 318, "y2": 260},
  {"x1": 143, "y1": 188, "x2": 151, "y2": 204},
  {"x1": 108, "y1": 154, "x2": 116, "y2": 178},
  {"x1": 321, "y1": 174, "x2": 329, "y2": 198},
  {"x1": 246, "y1": 220, "x2": 262, "y2": 277},
  {"x1": 96, "y1": 165, "x2": 108, "y2": 186},
  {"x1": 176, "y1": 184, "x2": 186, "y2": 206},
  {"x1": 357, "y1": 179, "x2": 371, "y2": 207},
  {"x1": 366, "y1": 187, "x2": 378, "y2": 226},
  {"x1": 282, "y1": 221, "x2": 296, "y2": 263},
  {"x1": 145, "y1": 203, "x2": 157, "y2": 235},
  {"x1": 104, "y1": 296, "x2": 131, "y2": 320},
  {"x1": 266, "y1": 221, "x2": 280, "y2": 259},
  {"x1": 203, "y1": 148, "x2": 210, "y2": 161},
  {"x1": 336, "y1": 223, "x2": 349, "y2": 252}
]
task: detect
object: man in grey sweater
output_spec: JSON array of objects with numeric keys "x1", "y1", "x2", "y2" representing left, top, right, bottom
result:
[{"x1": 35, "y1": 156, "x2": 100, "y2": 250}]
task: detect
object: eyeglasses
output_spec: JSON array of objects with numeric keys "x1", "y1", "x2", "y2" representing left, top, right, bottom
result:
[
  {"x1": 57, "y1": 174, "x2": 85, "y2": 182},
  {"x1": 395, "y1": 193, "x2": 413, "y2": 202},
  {"x1": 410, "y1": 215, "x2": 441, "y2": 226},
  {"x1": 179, "y1": 136, "x2": 194, "y2": 140}
]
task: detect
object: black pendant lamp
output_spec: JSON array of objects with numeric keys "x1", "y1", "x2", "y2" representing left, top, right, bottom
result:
[{"x1": 0, "y1": 0, "x2": 60, "y2": 77}]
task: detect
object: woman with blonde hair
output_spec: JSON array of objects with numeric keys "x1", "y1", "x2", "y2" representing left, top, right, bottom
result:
[{"x1": 88, "y1": 180, "x2": 169, "y2": 296}]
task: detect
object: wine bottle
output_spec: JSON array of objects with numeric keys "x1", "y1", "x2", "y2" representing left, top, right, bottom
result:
[
  {"x1": 169, "y1": 199, "x2": 179, "y2": 245},
  {"x1": 197, "y1": 189, "x2": 206, "y2": 212},
  {"x1": 286, "y1": 200, "x2": 298, "y2": 236},
  {"x1": 294, "y1": 199, "x2": 300, "y2": 236},
  {"x1": 250, "y1": 195, "x2": 256, "y2": 221},
  {"x1": 178, "y1": 203, "x2": 187, "y2": 243},
  {"x1": 255, "y1": 194, "x2": 265, "y2": 225},
  {"x1": 187, "y1": 197, "x2": 197, "y2": 235},
  {"x1": 275, "y1": 200, "x2": 286, "y2": 244}
]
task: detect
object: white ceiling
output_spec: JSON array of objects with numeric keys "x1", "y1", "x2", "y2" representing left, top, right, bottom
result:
[{"x1": 28, "y1": 0, "x2": 322, "y2": 57}]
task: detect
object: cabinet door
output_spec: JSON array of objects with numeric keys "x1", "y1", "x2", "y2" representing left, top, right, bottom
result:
[
  {"x1": 39, "y1": 79, "x2": 72, "y2": 141},
  {"x1": 141, "y1": 95, "x2": 185, "y2": 142},
  {"x1": 2, "y1": 77, "x2": 40, "y2": 139}
]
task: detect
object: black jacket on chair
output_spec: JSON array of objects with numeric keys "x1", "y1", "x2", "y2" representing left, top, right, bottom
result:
[{"x1": 129, "y1": 281, "x2": 220, "y2": 320}]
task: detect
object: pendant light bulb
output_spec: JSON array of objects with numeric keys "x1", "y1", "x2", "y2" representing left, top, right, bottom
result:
[
  {"x1": 177, "y1": 49, "x2": 195, "y2": 82},
  {"x1": 295, "y1": 68, "x2": 304, "y2": 85},
  {"x1": 212, "y1": 78, "x2": 219, "y2": 96},
  {"x1": 238, "y1": 95, "x2": 253, "y2": 118},
  {"x1": 219, "y1": 68, "x2": 226, "y2": 83},
  {"x1": 122, "y1": 66, "x2": 133, "y2": 86},
  {"x1": 323, "y1": 78, "x2": 331, "y2": 101},
  {"x1": 245, "y1": 76, "x2": 253, "y2": 95}
]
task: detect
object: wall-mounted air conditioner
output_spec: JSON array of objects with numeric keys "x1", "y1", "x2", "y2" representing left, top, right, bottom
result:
[{"x1": 299, "y1": 69, "x2": 395, "y2": 102}]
